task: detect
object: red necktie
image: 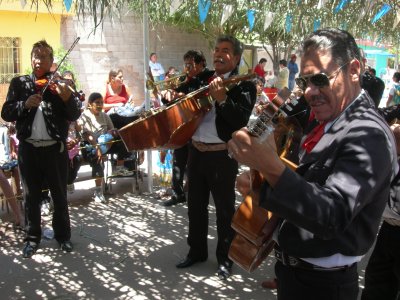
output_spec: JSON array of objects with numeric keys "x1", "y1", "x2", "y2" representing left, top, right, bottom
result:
[{"x1": 302, "y1": 121, "x2": 327, "y2": 153}]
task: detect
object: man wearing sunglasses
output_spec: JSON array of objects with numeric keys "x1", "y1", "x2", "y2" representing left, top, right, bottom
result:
[{"x1": 228, "y1": 28, "x2": 398, "y2": 299}]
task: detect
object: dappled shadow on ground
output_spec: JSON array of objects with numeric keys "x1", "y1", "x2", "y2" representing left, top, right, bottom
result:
[{"x1": 0, "y1": 178, "x2": 277, "y2": 300}]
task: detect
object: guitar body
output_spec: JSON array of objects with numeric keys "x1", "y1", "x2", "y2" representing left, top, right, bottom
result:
[
  {"x1": 229, "y1": 182, "x2": 280, "y2": 272},
  {"x1": 118, "y1": 95, "x2": 211, "y2": 151},
  {"x1": 228, "y1": 87, "x2": 304, "y2": 272},
  {"x1": 118, "y1": 73, "x2": 256, "y2": 151}
]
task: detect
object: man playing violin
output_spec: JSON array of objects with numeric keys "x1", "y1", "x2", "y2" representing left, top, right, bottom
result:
[
  {"x1": 1, "y1": 40, "x2": 82, "y2": 258},
  {"x1": 228, "y1": 28, "x2": 398, "y2": 299},
  {"x1": 175, "y1": 36, "x2": 256, "y2": 280}
]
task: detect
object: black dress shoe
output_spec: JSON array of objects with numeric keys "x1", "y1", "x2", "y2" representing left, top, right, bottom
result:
[
  {"x1": 22, "y1": 241, "x2": 39, "y2": 258},
  {"x1": 176, "y1": 256, "x2": 207, "y2": 268},
  {"x1": 163, "y1": 195, "x2": 186, "y2": 207},
  {"x1": 60, "y1": 240, "x2": 73, "y2": 252},
  {"x1": 217, "y1": 264, "x2": 232, "y2": 280}
]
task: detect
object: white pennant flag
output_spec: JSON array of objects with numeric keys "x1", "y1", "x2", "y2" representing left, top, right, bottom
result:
[
  {"x1": 394, "y1": 11, "x2": 400, "y2": 28},
  {"x1": 317, "y1": 0, "x2": 328, "y2": 9},
  {"x1": 20, "y1": 0, "x2": 26, "y2": 8},
  {"x1": 170, "y1": 0, "x2": 183, "y2": 15},
  {"x1": 264, "y1": 11, "x2": 275, "y2": 30},
  {"x1": 221, "y1": 5, "x2": 234, "y2": 26}
]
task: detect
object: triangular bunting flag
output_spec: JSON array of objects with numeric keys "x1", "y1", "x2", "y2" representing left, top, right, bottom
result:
[
  {"x1": 64, "y1": 0, "x2": 73, "y2": 12},
  {"x1": 247, "y1": 9, "x2": 256, "y2": 31},
  {"x1": 264, "y1": 11, "x2": 275, "y2": 30},
  {"x1": 313, "y1": 19, "x2": 321, "y2": 31},
  {"x1": 285, "y1": 14, "x2": 293, "y2": 33},
  {"x1": 334, "y1": 0, "x2": 350, "y2": 14},
  {"x1": 317, "y1": 0, "x2": 327, "y2": 9},
  {"x1": 371, "y1": 4, "x2": 391, "y2": 24},
  {"x1": 221, "y1": 5, "x2": 233, "y2": 26},
  {"x1": 170, "y1": 0, "x2": 183, "y2": 15},
  {"x1": 394, "y1": 11, "x2": 400, "y2": 28},
  {"x1": 198, "y1": 0, "x2": 211, "y2": 24}
]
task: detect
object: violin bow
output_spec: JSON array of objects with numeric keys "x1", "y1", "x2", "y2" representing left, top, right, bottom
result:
[{"x1": 41, "y1": 37, "x2": 80, "y2": 95}]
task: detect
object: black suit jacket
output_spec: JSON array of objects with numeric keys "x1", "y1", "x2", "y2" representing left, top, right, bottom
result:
[
  {"x1": 1, "y1": 74, "x2": 81, "y2": 142},
  {"x1": 262, "y1": 92, "x2": 398, "y2": 258}
]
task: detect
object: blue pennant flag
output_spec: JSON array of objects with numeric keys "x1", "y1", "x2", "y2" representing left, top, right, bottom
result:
[
  {"x1": 247, "y1": 9, "x2": 256, "y2": 31},
  {"x1": 285, "y1": 15, "x2": 293, "y2": 33},
  {"x1": 198, "y1": 0, "x2": 211, "y2": 24},
  {"x1": 334, "y1": 0, "x2": 350, "y2": 14},
  {"x1": 297, "y1": 0, "x2": 301, "y2": 4},
  {"x1": 64, "y1": 0, "x2": 72, "y2": 12},
  {"x1": 372, "y1": 4, "x2": 391, "y2": 24},
  {"x1": 313, "y1": 19, "x2": 321, "y2": 31}
]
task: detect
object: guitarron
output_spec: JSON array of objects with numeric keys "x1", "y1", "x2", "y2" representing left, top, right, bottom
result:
[{"x1": 228, "y1": 87, "x2": 306, "y2": 272}]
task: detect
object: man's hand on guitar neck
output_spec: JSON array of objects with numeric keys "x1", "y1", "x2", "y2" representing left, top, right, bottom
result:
[{"x1": 228, "y1": 128, "x2": 285, "y2": 188}]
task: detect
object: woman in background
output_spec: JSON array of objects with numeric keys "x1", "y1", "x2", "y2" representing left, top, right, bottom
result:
[{"x1": 103, "y1": 69, "x2": 131, "y2": 112}]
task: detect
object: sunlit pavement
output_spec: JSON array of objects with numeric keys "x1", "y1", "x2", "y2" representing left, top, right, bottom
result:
[{"x1": 0, "y1": 165, "x2": 369, "y2": 299}]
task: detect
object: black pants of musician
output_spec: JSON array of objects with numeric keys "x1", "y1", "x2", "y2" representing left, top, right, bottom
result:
[
  {"x1": 19, "y1": 141, "x2": 71, "y2": 244},
  {"x1": 361, "y1": 221, "x2": 400, "y2": 300},
  {"x1": 171, "y1": 144, "x2": 188, "y2": 198},
  {"x1": 186, "y1": 145, "x2": 238, "y2": 266},
  {"x1": 275, "y1": 261, "x2": 359, "y2": 300}
]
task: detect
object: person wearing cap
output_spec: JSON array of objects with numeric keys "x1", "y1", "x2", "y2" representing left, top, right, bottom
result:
[{"x1": 288, "y1": 54, "x2": 299, "y2": 91}]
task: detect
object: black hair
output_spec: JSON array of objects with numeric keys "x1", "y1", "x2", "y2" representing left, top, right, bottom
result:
[
  {"x1": 394, "y1": 72, "x2": 400, "y2": 82},
  {"x1": 183, "y1": 50, "x2": 207, "y2": 67},
  {"x1": 279, "y1": 59, "x2": 287, "y2": 67},
  {"x1": 216, "y1": 35, "x2": 244, "y2": 57},
  {"x1": 302, "y1": 28, "x2": 361, "y2": 72},
  {"x1": 150, "y1": 53, "x2": 157, "y2": 59},
  {"x1": 31, "y1": 40, "x2": 54, "y2": 61},
  {"x1": 259, "y1": 58, "x2": 267, "y2": 64},
  {"x1": 88, "y1": 92, "x2": 103, "y2": 103},
  {"x1": 62, "y1": 70, "x2": 75, "y2": 81}
]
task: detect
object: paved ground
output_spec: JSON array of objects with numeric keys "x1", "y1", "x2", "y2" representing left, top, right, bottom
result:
[{"x1": 0, "y1": 164, "x2": 370, "y2": 299}]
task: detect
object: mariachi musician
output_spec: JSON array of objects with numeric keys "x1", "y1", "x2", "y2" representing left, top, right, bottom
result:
[
  {"x1": 174, "y1": 35, "x2": 256, "y2": 280},
  {"x1": 160, "y1": 50, "x2": 213, "y2": 207},
  {"x1": 1, "y1": 40, "x2": 81, "y2": 258}
]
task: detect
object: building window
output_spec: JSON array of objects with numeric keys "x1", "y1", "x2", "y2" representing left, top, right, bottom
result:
[{"x1": 0, "y1": 37, "x2": 21, "y2": 84}]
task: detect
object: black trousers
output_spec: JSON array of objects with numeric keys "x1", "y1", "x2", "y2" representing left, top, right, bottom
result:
[
  {"x1": 362, "y1": 221, "x2": 400, "y2": 300},
  {"x1": 275, "y1": 261, "x2": 359, "y2": 300},
  {"x1": 186, "y1": 145, "x2": 238, "y2": 265},
  {"x1": 171, "y1": 144, "x2": 188, "y2": 198},
  {"x1": 19, "y1": 141, "x2": 71, "y2": 244}
]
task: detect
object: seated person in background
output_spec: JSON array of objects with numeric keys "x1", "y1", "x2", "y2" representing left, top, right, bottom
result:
[
  {"x1": 66, "y1": 121, "x2": 82, "y2": 194},
  {"x1": 103, "y1": 69, "x2": 131, "y2": 113},
  {"x1": 0, "y1": 124, "x2": 23, "y2": 228},
  {"x1": 165, "y1": 66, "x2": 177, "y2": 79},
  {"x1": 7, "y1": 123, "x2": 22, "y2": 198},
  {"x1": 252, "y1": 76, "x2": 269, "y2": 117},
  {"x1": 78, "y1": 92, "x2": 131, "y2": 203},
  {"x1": 386, "y1": 72, "x2": 400, "y2": 107}
]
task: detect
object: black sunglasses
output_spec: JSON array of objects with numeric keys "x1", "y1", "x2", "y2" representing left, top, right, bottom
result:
[{"x1": 295, "y1": 62, "x2": 349, "y2": 91}]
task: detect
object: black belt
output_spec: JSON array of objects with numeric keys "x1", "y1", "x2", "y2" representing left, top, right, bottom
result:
[{"x1": 274, "y1": 247, "x2": 356, "y2": 272}]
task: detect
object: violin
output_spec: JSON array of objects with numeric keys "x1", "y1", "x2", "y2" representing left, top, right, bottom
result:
[{"x1": 35, "y1": 73, "x2": 85, "y2": 101}]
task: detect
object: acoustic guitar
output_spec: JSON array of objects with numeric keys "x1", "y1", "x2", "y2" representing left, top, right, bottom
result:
[
  {"x1": 118, "y1": 73, "x2": 256, "y2": 151},
  {"x1": 228, "y1": 87, "x2": 305, "y2": 273}
]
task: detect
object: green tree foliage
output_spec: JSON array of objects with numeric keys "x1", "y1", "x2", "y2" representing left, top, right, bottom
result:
[{"x1": 10, "y1": 0, "x2": 400, "y2": 68}]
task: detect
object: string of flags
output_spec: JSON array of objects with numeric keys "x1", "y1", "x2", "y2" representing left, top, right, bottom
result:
[
  {"x1": 18, "y1": 0, "x2": 396, "y2": 31},
  {"x1": 168, "y1": 1, "x2": 397, "y2": 32}
]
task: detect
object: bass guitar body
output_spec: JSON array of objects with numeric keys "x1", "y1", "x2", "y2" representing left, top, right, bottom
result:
[
  {"x1": 119, "y1": 95, "x2": 211, "y2": 151},
  {"x1": 118, "y1": 73, "x2": 256, "y2": 151}
]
